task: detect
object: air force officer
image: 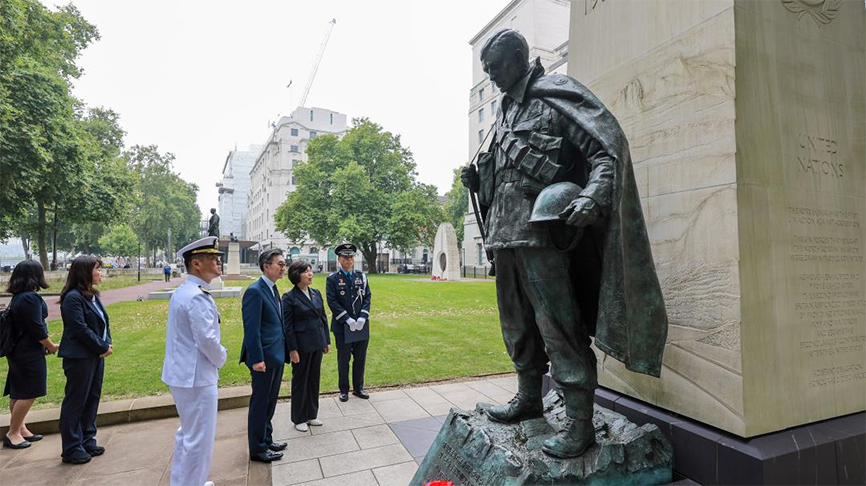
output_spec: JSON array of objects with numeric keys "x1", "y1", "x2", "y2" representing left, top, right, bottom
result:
[{"x1": 162, "y1": 236, "x2": 228, "y2": 486}]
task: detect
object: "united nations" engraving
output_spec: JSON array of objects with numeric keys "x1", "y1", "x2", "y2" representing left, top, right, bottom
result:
[{"x1": 781, "y1": 0, "x2": 841, "y2": 28}]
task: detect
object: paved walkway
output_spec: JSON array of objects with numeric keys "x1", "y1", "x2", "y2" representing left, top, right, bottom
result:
[
  {"x1": 0, "y1": 376, "x2": 519, "y2": 486},
  {"x1": 29, "y1": 279, "x2": 180, "y2": 321}
]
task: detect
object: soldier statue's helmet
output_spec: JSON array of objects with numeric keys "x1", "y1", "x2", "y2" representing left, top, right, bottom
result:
[
  {"x1": 528, "y1": 181, "x2": 585, "y2": 223},
  {"x1": 335, "y1": 243, "x2": 357, "y2": 257}
]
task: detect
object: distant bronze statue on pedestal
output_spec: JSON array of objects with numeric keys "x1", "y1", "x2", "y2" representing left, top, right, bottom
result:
[{"x1": 207, "y1": 208, "x2": 220, "y2": 238}]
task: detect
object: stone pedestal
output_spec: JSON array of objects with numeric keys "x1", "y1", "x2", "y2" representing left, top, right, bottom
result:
[
  {"x1": 411, "y1": 391, "x2": 672, "y2": 485},
  {"x1": 209, "y1": 276, "x2": 224, "y2": 290},
  {"x1": 568, "y1": 0, "x2": 865, "y2": 437},
  {"x1": 432, "y1": 223, "x2": 461, "y2": 281},
  {"x1": 227, "y1": 242, "x2": 240, "y2": 275}
]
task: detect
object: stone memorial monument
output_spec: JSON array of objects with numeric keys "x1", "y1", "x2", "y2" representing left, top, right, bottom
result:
[
  {"x1": 432, "y1": 222, "x2": 461, "y2": 281},
  {"x1": 568, "y1": 0, "x2": 864, "y2": 439}
]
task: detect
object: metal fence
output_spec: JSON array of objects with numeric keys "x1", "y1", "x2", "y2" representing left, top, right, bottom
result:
[{"x1": 462, "y1": 265, "x2": 493, "y2": 279}]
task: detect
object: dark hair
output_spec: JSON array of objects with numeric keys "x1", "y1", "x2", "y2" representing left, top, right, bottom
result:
[
  {"x1": 288, "y1": 260, "x2": 312, "y2": 286},
  {"x1": 258, "y1": 248, "x2": 285, "y2": 272},
  {"x1": 60, "y1": 256, "x2": 102, "y2": 303},
  {"x1": 5, "y1": 260, "x2": 49, "y2": 294},
  {"x1": 480, "y1": 28, "x2": 529, "y2": 65}
]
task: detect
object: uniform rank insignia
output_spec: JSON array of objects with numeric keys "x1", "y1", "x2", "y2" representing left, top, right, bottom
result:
[{"x1": 198, "y1": 285, "x2": 212, "y2": 296}]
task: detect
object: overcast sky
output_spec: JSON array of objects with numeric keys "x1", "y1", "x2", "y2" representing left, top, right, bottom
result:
[{"x1": 55, "y1": 0, "x2": 512, "y2": 217}]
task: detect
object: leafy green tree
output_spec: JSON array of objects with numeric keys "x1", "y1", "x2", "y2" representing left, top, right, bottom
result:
[
  {"x1": 275, "y1": 118, "x2": 443, "y2": 272},
  {"x1": 444, "y1": 167, "x2": 469, "y2": 247},
  {"x1": 98, "y1": 224, "x2": 137, "y2": 258}
]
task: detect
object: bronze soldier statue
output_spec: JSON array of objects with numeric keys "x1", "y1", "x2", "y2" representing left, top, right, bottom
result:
[
  {"x1": 462, "y1": 29, "x2": 667, "y2": 458},
  {"x1": 207, "y1": 208, "x2": 220, "y2": 238}
]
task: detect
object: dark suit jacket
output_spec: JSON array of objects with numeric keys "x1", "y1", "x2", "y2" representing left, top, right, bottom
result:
[
  {"x1": 282, "y1": 287, "x2": 329, "y2": 356},
  {"x1": 58, "y1": 289, "x2": 111, "y2": 359},
  {"x1": 8, "y1": 291, "x2": 49, "y2": 357},
  {"x1": 240, "y1": 278, "x2": 286, "y2": 367}
]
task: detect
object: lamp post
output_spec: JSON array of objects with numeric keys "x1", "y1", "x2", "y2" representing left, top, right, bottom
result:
[{"x1": 137, "y1": 240, "x2": 141, "y2": 282}]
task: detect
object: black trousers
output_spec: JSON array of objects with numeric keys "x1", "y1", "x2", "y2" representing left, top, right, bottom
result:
[
  {"x1": 334, "y1": 333, "x2": 368, "y2": 394},
  {"x1": 247, "y1": 362, "x2": 283, "y2": 454},
  {"x1": 494, "y1": 248, "x2": 597, "y2": 406},
  {"x1": 59, "y1": 357, "x2": 104, "y2": 458},
  {"x1": 291, "y1": 349, "x2": 323, "y2": 424}
]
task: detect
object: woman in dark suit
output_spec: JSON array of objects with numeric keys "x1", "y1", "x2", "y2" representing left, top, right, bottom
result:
[
  {"x1": 282, "y1": 260, "x2": 330, "y2": 432},
  {"x1": 3, "y1": 261, "x2": 59, "y2": 449},
  {"x1": 58, "y1": 256, "x2": 112, "y2": 465}
]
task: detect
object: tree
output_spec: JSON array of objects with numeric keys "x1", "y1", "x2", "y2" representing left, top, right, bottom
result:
[
  {"x1": 444, "y1": 167, "x2": 469, "y2": 247},
  {"x1": 275, "y1": 118, "x2": 444, "y2": 273},
  {"x1": 126, "y1": 145, "x2": 201, "y2": 263},
  {"x1": 98, "y1": 224, "x2": 137, "y2": 258}
]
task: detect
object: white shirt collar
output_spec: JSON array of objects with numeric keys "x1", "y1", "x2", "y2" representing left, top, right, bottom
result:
[
  {"x1": 260, "y1": 275, "x2": 277, "y2": 290},
  {"x1": 187, "y1": 274, "x2": 210, "y2": 289}
]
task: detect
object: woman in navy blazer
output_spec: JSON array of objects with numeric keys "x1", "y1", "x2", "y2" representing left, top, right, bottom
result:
[
  {"x1": 58, "y1": 256, "x2": 112, "y2": 465},
  {"x1": 3, "y1": 260, "x2": 59, "y2": 449},
  {"x1": 282, "y1": 260, "x2": 330, "y2": 432}
]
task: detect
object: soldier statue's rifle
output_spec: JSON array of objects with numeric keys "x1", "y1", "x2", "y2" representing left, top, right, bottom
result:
[{"x1": 467, "y1": 127, "x2": 496, "y2": 276}]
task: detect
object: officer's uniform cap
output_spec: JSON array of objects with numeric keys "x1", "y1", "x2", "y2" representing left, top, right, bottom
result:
[
  {"x1": 335, "y1": 243, "x2": 357, "y2": 257},
  {"x1": 178, "y1": 236, "x2": 224, "y2": 261}
]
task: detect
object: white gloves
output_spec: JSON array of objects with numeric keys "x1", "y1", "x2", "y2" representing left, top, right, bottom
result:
[{"x1": 346, "y1": 317, "x2": 366, "y2": 332}]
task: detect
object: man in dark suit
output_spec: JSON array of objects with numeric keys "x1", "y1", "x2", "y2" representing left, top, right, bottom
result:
[
  {"x1": 325, "y1": 244, "x2": 372, "y2": 402},
  {"x1": 241, "y1": 248, "x2": 287, "y2": 463}
]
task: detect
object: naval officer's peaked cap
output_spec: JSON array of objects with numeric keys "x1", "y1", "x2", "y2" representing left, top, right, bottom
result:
[{"x1": 178, "y1": 236, "x2": 224, "y2": 261}]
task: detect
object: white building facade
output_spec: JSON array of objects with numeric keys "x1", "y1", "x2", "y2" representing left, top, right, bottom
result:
[
  {"x1": 216, "y1": 145, "x2": 261, "y2": 240},
  {"x1": 246, "y1": 106, "x2": 348, "y2": 263},
  {"x1": 463, "y1": 0, "x2": 571, "y2": 270}
]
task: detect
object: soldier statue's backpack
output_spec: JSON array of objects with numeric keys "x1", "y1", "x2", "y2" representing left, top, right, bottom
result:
[{"x1": 0, "y1": 301, "x2": 19, "y2": 357}]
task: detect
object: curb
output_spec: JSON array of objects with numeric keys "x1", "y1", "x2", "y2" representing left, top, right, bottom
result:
[{"x1": 0, "y1": 385, "x2": 251, "y2": 436}]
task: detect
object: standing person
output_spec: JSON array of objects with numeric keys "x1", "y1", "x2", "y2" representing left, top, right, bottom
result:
[
  {"x1": 325, "y1": 244, "x2": 372, "y2": 403},
  {"x1": 58, "y1": 256, "x2": 112, "y2": 465},
  {"x1": 3, "y1": 261, "x2": 59, "y2": 449},
  {"x1": 240, "y1": 248, "x2": 287, "y2": 463},
  {"x1": 282, "y1": 260, "x2": 330, "y2": 432},
  {"x1": 163, "y1": 263, "x2": 171, "y2": 283},
  {"x1": 162, "y1": 236, "x2": 228, "y2": 486}
]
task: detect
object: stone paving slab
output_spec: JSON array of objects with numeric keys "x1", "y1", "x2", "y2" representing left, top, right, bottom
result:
[
  {"x1": 370, "y1": 397, "x2": 431, "y2": 423},
  {"x1": 272, "y1": 459, "x2": 323, "y2": 485},
  {"x1": 318, "y1": 443, "x2": 412, "y2": 478},
  {"x1": 372, "y1": 461, "x2": 419, "y2": 486},
  {"x1": 351, "y1": 424, "x2": 400, "y2": 450}
]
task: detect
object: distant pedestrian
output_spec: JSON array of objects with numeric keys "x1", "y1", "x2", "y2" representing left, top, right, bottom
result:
[
  {"x1": 282, "y1": 260, "x2": 330, "y2": 432},
  {"x1": 326, "y1": 244, "x2": 372, "y2": 402},
  {"x1": 162, "y1": 236, "x2": 227, "y2": 486},
  {"x1": 164, "y1": 263, "x2": 171, "y2": 282},
  {"x1": 3, "y1": 260, "x2": 59, "y2": 450},
  {"x1": 58, "y1": 256, "x2": 112, "y2": 465}
]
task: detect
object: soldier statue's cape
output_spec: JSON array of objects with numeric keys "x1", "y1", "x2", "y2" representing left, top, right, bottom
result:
[{"x1": 520, "y1": 59, "x2": 668, "y2": 377}]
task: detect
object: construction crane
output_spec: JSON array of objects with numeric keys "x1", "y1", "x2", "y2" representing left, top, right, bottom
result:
[{"x1": 296, "y1": 18, "x2": 336, "y2": 109}]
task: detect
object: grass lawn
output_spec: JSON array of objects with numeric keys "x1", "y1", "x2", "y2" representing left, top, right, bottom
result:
[{"x1": 0, "y1": 275, "x2": 511, "y2": 412}]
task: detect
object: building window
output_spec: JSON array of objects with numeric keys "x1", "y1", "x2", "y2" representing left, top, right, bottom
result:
[
  {"x1": 491, "y1": 100, "x2": 497, "y2": 116},
  {"x1": 310, "y1": 110, "x2": 314, "y2": 122},
  {"x1": 290, "y1": 145, "x2": 299, "y2": 153},
  {"x1": 478, "y1": 129, "x2": 484, "y2": 144},
  {"x1": 477, "y1": 243, "x2": 483, "y2": 266},
  {"x1": 479, "y1": 88, "x2": 484, "y2": 102},
  {"x1": 290, "y1": 128, "x2": 298, "y2": 136},
  {"x1": 291, "y1": 176, "x2": 296, "y2": 185},
  {"x1": 478, "y1": 108, "x2": 484, "y2": 123},
  {"x1": 330, "y1": 113, "x2": 334, "y2": 124},
  {"x1": 292, "y1": 159, "x2": 298, "y2": 168},
  {"x1": 309, "y1": 131, "x2": 317, "y2": 139}
]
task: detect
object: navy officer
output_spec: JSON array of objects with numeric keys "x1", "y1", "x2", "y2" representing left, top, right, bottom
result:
[{"x1": 325, "y1": 244, "x2": 372, "y2": 402}]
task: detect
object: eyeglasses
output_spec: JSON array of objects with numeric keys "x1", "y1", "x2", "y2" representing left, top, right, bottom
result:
[{"x1": 271, "y1": 262, "x2": 287, "y2": 268}]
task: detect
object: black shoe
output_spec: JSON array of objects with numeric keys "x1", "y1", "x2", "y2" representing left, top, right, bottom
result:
[
  {"x1": 339, "y1": 393, "x2": 349, "y2": 402},
  {"x1": 86, "y1": 445, "x2": 105, "y2": 456},
  {"x1": 250, "y1": 450, "x2": 283, "y2": 463},
  {"x1": 62, "y1": 454, "x2": 91, "y2": 465},
  {"x1": 3, "y1": 436, "x2": 31, "y2": 449},
  {"x1": 352, "y1": 390, "x2": 370, "y2": 399},
  {"x1": 267, "y1": 442, "x2": 287, "y2": 452},
  {"x1": 23, "y1": 434, "x2": 43, "y2": 442}
]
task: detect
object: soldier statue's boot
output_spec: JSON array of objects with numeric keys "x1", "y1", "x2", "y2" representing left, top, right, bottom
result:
[
  {"x1": 542, "y1": 390, "x2": 596, "y2": 459},
  {"x1": 487, "y1": 374, "x2": 543, "y2": 423}
]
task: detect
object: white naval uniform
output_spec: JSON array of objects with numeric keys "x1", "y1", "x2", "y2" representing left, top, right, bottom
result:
[{"x1": 162, "y1": 275, "x2": 227, "y2": 486}]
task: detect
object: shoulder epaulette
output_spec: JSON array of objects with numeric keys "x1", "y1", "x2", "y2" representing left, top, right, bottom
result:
[{"x1": 198, "y1": 285, "x2": 211, "y2": 295}]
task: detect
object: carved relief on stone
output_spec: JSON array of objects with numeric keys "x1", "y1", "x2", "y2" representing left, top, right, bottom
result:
[{"x1": 781, "y1": 0, "x2": 841, "y2": 27}]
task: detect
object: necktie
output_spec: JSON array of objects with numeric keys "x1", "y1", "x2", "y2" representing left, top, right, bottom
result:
[{"x1": 272, "y1": 285, "x2": 281, "y2": 314}]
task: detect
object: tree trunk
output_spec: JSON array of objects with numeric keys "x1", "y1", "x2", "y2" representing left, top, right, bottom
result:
[
  {"x1": 36, "y1": 200, "x2": 48, "y2": 268},
  {"x1": 362, "y1": 243, "x2": 378, "y2": 274},
  {"x1": 19, "y1": 230, "x2": 31, "y2": 260},
  {"x1": 52, "y1": 205, "x2": 58, "y2": 269}
]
